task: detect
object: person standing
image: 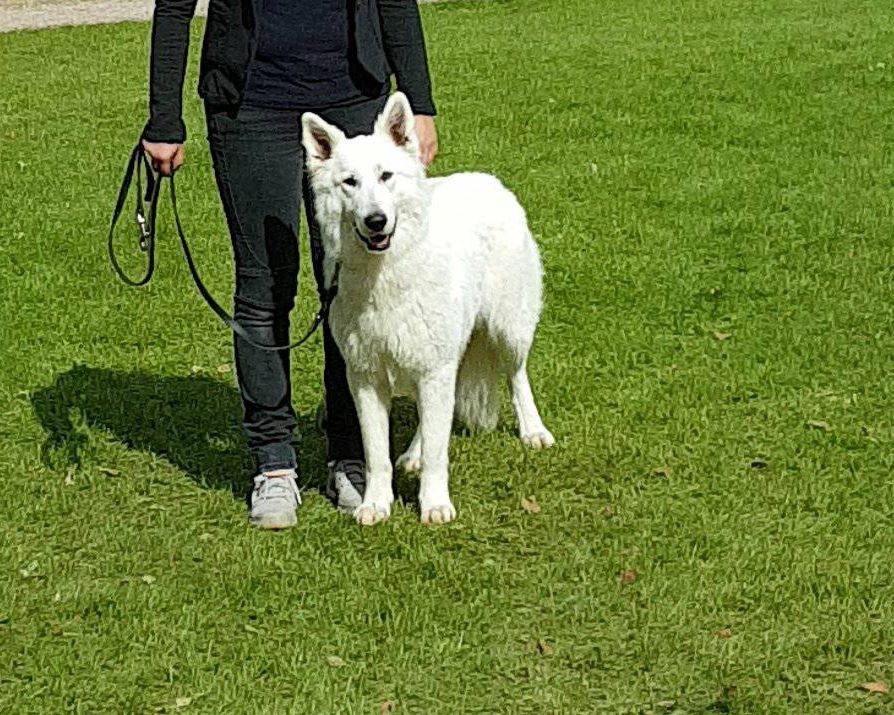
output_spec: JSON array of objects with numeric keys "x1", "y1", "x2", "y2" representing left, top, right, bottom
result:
[{"x1": 141, "y1": 0, "x2": 438, "y2": 528}]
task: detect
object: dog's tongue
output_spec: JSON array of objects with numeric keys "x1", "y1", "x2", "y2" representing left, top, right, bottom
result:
[{"x1": 356, "y1": 226, "x2": 391, "y2": 251}]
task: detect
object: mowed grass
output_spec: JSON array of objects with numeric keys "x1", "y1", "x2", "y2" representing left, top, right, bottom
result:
[{"x1": 1, "y1": 0, "x2": 894, "y2": 712}]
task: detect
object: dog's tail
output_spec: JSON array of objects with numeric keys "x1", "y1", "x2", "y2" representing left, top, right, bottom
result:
[{"x1": 454, "y1": 330, "x2": 501, "y2": 432}]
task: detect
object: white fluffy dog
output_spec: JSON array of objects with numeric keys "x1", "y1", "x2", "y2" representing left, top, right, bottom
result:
[{"x1": 302, "y1": 93, "x2": 554, "y2": 526}]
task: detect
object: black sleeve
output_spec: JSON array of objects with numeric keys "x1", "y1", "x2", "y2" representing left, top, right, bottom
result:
[
  {"x1": 376, "y1": 0, "x2": 436, "y2": 116},
  {"x1": 142, "y1": 0, "x2": 199, "y2": 143}
]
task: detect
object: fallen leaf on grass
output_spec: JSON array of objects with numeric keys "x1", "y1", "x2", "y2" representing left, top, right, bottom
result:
[
  {"x1": 141, "y1": 575, "x2": 156, "y2": 585},
  {"x1": 806, "y1": 420, "x2": 830, "y2": 431},
  {"x1": 618, "y1": 569, "x2": 637, "y2": 585},
  {"x1": 153, "y1": 695, "x2": 200, "y2": 713},
  {"x1": 217, "y1": 364, "x2": 231, "y2": 373},
  {"x1": 602, "y1": 505, "x2": 615, "y2": 517},
  {"x1": 64, "y1": 470, "x2": 75, "y2": 486},
  {"x1": 326, "y1": 655, "x2": 346, "y2": 668},
  {"x1": 380, "y1": 702, "x2": 395, "y2": 715},
  {"x1": 536, "y1": 640, "x2": 555, "y2": 656},
  {"x1": 97, "y1": 467, "x2": 120, "y2": 476},
  {"x1": 653, "y1": 466, "x2": 671, "y2": 478},
  {"x1": 859, "y1": 682, "x2": 888, "y2": 694},
  {"x1": 716, "y1": 628, "x2": 732, "y2": 639},
  {"x1": 720, "y1": 685, "x2": 738, "y2": 699},
  {"x1": 713, "y1": 332, "x2": 732, "y2": 341},
  {"x1": 520, "y1": 497, "x2": 541, "y2": 514}
]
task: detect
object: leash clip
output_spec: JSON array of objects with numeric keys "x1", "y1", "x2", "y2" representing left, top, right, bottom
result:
[{"x1": 135, "y1": 209, "x2": 151, "y2": 251}]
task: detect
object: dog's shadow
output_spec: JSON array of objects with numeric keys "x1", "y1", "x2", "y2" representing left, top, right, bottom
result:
[{"x1": 30, "y1": 365, "x2": 422, "y2": 501}]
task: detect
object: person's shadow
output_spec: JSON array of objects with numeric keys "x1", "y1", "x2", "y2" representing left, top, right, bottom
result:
[
  {"x1": 30, "y1": 365, "x2": 329, "y2": 498},
  {"x1": 30, "y1": 364, "x2": 420, "y2": 501}
]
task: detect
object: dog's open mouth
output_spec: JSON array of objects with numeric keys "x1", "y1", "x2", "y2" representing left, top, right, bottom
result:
[{"x1": 356, "y1": 229, "x2": 393, "y2": 252}]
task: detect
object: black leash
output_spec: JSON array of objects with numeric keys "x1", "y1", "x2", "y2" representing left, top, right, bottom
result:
[{"x1": 108, "y1": 143, "x2": 337, "y2": 352}]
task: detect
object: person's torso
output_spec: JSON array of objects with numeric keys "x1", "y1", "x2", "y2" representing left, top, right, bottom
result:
[
  {"x1": 241, "y1": 0, "x2": 386, "y2": 110},
  {"x1": 256, "y1": 0, "x2": 348, "y2": 68}
]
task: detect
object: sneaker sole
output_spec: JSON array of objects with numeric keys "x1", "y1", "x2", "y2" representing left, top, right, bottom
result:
[
  {"x1": 249, "y1": 511, "x2": 298, "y2": 530},
  {"x1": 325, "y1": 479, "x2": 363, "y2": 514}
]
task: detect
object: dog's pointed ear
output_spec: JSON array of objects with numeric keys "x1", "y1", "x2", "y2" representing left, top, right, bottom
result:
[
  {"x1": 375, "y1": 92, "x2": 418, "y2": 156},
  {"x1": 302, "y1": 113, "x2": 345, "y2": 170}
]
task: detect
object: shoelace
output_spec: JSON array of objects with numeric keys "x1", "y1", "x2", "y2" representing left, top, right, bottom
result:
[
  {"x1": 334, "y1": 460, "x2": 366, "y2": 493},
  {"x1": 253, "y1": 474, "x2": 302, "y2": 504}
]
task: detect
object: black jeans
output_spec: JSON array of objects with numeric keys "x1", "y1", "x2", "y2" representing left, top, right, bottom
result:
[{"x1": 205, "y1": 95, "x2": 387, "y2": 473}]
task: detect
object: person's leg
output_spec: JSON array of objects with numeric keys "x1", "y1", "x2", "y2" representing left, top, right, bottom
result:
[
  {"x1": 302, "y1": 95, "x2": 390, "y2": 464},
  {"x1": 206, "y1": 104, "x2": 303, "y2": 477}
]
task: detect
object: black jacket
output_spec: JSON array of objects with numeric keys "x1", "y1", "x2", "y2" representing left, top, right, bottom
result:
[{"x1": 144, "y1": 0, "x2": 436, "y2": 143}]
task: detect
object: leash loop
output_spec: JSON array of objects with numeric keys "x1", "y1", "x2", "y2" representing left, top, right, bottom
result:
[{"x1": 108, "y1": 142, "x2": 335, "y2": 352}]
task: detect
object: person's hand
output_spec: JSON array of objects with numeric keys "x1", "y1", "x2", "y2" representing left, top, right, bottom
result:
[
  {"x1": 414, "y1": 115, "x2": 438, "y2": 168},
  {"x1": 141, "y1": 139, "x2": 185, "y2": 176}
]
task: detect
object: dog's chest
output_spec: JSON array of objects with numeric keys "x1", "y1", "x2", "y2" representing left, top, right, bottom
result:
[{"x1": 330, "y1": 285, "x2": 463, "y2": 387}]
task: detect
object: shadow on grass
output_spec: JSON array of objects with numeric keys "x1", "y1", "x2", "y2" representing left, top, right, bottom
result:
[
  {"x1": 30, "y1": 365, "x2": 424, "y2": 502},
  {"x1": 30, "y1": 365, "x2": 330, "y2": 498}
]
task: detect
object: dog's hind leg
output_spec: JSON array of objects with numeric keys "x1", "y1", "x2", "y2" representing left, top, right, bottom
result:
[
  {"x1": 509, "y1": 357, "x2": 555, "y2": 449},
  {"x1": 396, "y1": 428, "x2": 422, "y2": 473},
  {"x1": 417, "y1": 365, "x2": 458, "y2": 525}
]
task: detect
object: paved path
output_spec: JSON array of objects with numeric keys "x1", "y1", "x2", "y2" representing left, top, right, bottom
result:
[
  {"x1": 1, "y1": 0, "x2": 206, "y2": 33},
  {"x1": 0, "y1": 0, "x2": 462, "y2": 33}
]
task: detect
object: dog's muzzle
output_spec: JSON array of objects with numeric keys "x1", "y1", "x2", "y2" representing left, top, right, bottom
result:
[{"x1": 355, "y1": 225, "x2": 395, "y2": 253}]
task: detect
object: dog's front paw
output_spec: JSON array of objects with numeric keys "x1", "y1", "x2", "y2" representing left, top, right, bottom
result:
[
  {"x1": 521, "y1": 428, "x2": 555, "y2": 449},
  {"x1": 354, "y1": 501, "x2": 391, "y2": 526},
  {"x1": 420, "y1": 502, "x2": 456, "y2": 525}
]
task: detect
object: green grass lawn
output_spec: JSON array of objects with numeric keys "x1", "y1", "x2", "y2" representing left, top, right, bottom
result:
[{"x1": 2, "y1": 0, "x2": 894, "y2": 712}]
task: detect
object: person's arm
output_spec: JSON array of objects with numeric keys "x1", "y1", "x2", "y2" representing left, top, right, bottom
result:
[
  {"x1": 142, "y1": 0, "x2": 198, "y2": 173},
  {"x1": 376, "y1": 0, "x2": 438, "y2": 166},
  {"x1": 376, "y1": 0, "x2": 436, "y2": 115}
]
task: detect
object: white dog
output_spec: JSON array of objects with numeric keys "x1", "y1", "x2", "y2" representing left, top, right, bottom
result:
[{"x1": 302, "y1": 93, "x2": 554, "y2": 526}]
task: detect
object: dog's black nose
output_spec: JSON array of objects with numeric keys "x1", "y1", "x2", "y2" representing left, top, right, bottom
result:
[{"x1": 364, "y1": 213, "x2": 388, "y2": 233}]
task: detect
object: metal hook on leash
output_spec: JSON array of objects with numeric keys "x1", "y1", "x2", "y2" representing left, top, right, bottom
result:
[{"x1": 135, "y1": 209, "x2": 151, "y2": 251}]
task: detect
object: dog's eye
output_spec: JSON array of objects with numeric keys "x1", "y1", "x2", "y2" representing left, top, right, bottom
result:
[
  {"x1": 343, "y1": 176, "x2": 358, "y2": 187},
  {"x1": 380, "y1": 171, "x2": 393, "y2": 182}
]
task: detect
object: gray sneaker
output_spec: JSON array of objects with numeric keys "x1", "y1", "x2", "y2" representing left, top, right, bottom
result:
[
  {"x1": 325, "y1": 459, "x2": 366, "y2": 513},
  {"x1": 249, "y1": 472, "x2": 301, "y2": 529}
]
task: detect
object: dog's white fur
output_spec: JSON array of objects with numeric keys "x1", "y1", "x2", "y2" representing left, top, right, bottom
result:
[{"x1": 302, "y1": 93, "x2": 554, "y2": 525}]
